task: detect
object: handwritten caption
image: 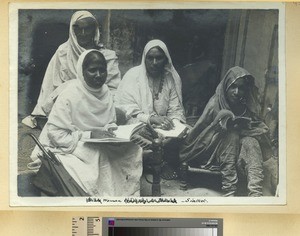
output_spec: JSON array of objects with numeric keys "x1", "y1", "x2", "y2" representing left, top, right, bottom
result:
[{"x1": 85, "y1": 197, "x2": 208, "y2": 204}]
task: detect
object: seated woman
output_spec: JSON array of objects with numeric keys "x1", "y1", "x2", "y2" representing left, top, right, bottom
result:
[
  {"x1": 23, "y1": 10, "x2": 121, "y2": 126},
  {"x1": 31, "y1": 49, "x2": 142, "y2": 196},
  {"x1": 179, "y1": 66, "x2": 270, "y2": 197},
  {"x1": 115, "y1": 39, "x2": 186, "y2": 179}
]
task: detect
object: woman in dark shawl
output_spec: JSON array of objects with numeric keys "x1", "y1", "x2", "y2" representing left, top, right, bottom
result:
[{"x1": 179, "y1": 66, "x2": 270, "y2": 196}]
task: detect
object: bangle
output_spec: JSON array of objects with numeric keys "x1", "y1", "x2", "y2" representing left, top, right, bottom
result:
[{"x1": 147, "y1": 113, "x2": 156, "y2": 126}]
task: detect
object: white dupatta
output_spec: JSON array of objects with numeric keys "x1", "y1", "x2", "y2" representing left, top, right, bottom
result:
[{"x1": 115, "y1": 39, "x2": 183, "y2": 120}]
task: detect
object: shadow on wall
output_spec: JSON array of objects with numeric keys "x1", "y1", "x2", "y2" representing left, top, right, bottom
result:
[{"x1": 28, "y1": 23, "x2": 69, "y2": 113}]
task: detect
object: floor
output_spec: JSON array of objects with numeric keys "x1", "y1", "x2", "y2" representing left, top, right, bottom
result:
[
  {"x1": 17, "y1": 170, "x2": 223, "y2": 197},
  {"x1": 140, "y1": 174, "x2": 222, "y2": 197},
  {"x1": 17, "y1": 120, "x2": 277, "y2": 197}
]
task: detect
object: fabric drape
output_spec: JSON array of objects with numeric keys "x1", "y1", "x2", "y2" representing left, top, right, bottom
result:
[
  {"x1": 31, "y1": 49, "x2": 142, "y2": 196},
  {"x1": 115, "y1": 39, "x2": 185, "y2": 123},
  {"x1": 180, "y1": 66, "x2": 269, "y2": 195},
  {"x1": 32, "y1": 10, "x2": 121, "y2": 116}
]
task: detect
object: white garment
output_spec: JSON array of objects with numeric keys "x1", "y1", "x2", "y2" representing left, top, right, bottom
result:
[
  {"x1": 31, "y1": 49, "x2": 142, "y2": 196},
  {"x1": 32, "y1": 10, "x2": 121, "y2": 116},
  {"x1": 115, "y1": 39, "x2": 185, "y2": 123}
]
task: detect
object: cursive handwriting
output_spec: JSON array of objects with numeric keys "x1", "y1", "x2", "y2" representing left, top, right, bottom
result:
[
  {"x1": 86, "y1": 197, "x2": 102, "y2": 203},
  {"x1": 124, "y1": 197, "x2": 177, "y2": 204},
  {"x1": 181, "y1": 198, "x2": 208, "y2": 203},
  {"x1": 103, "y1": 198, "x2": 122, "y2": 203},
  {"x1": 86, "y1": 197, "x2": 209, "y2": 204}
]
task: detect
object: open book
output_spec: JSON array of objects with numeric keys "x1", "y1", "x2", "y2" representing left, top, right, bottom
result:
[
  {"x1": 155, "y1": 120, "x2": 188, "y2": 138},
  {"x1": 230, "y1": 116, "x2": 252, "y2": 128},
  {"x1": 82, "y1": 122, "x2": 145, "y2": 143}
]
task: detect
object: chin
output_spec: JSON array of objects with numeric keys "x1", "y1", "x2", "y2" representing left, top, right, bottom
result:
[
  {"x1": 148, "y1": 71, "x2": 162, "y2": 77},
  {"x1": 95, "y1": 84, "x2": 104, "y2": 89},
  {"x1": 78, "y1": 40, "x2": 92, "y2": 48},
  {"x1": 88, "y1": 82, "x2": 104, "y2": 89}
]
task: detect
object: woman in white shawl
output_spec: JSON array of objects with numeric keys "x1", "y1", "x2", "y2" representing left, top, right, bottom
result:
[
  {"x1": 116, "y1": 39, "x2": 185, "y2": 128},
  {"x1": 115, "y1": 39, "x2": 186, "y2": 179},
  {"x1": 33, "y1": 49, "x2": 142, "y2": 196},
  {"x1": 24, "y1": 10, "x2": 121, "y2": 127}
]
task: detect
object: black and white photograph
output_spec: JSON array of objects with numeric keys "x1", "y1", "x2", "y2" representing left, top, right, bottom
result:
[{"x1": 10, "y1": 2, "x2": 285, "y2": 206}]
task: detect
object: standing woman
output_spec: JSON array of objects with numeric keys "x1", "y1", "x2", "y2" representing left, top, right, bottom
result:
[
  {"x1": 115, "y1": 39, "x2": 186, "y2": 179},
  {"x1": 34, "y1": 49, "x2": 142, "y2": 196},
  {"x1": 24, "y1": 10, "x2": 121, "y2": 126},
  {"x1": 180, "y1": 66, "x2": 270, "y2": 197}
]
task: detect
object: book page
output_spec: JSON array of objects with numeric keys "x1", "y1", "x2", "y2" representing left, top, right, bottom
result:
[
  {"x1": 113, "y1": 123, "x2": 144, "y2": 140},
  {"x1": 155, "y1": 121, "x2": 187, "y2": 138},
  {"x1": 82, "y1": 137, "x2": 130, "y2": 143},
  {"x1": 82, "y1": 123, "x2": 145, "y2": 143}
]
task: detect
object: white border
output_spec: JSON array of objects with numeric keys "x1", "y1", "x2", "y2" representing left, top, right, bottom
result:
[{"x1": 10, "y1": 2, "x2": 286, "y2": 206}]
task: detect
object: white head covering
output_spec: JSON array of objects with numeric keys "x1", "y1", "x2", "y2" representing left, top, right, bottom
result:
[
  {"x1": 141, "y1": 39, "x2": 183, "y2": 104},
  {"x1": 47, "y1": 49, "x2": 115, "y2": 135},
  {"x1": 32, "y1": 11, "x2": 121, "y2": 117},
  {"x1": 76, "y1": 49, "x2": 107, "y2": 97},
  {"x1": 66, "y1": 11, "x2": 101, "y2": 80}
]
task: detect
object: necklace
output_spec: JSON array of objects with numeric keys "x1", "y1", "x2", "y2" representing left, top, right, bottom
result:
[
  {"x1": 149, "y1": 75, "x2": 164, "y2": 100},
  {"x1": 155, "y1": 76, "x2": 164, "y2": 100},
  {"x1": 235, "y1": 107, "x2": 247, "y2": 117}
]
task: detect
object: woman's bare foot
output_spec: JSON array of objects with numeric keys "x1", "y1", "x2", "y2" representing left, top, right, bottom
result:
[{"x1": 160, "y1": 162, "x2": 178, "y2": 180}]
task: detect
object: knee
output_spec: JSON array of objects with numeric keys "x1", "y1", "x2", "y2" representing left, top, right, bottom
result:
[
  {"x1": 240, "y1": 137, "x2": 263, "y2": 164},
  {"x1": 241, "y1": 137, "x2": 259, "y2": 148}
]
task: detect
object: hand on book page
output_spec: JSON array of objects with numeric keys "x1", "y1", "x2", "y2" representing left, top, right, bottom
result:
[
  {"x1": 91, "y1": 123, "x2": 118, "y2": 139},
  {"x1": 82, "y1": 122, "x2": 145, "y2": 143},
  {"x1": 149, "y1": 116, "x2": 175, "y2": 130},
  {"x1": 155, "y1": 119, "x2": 188, "y2": 138}
]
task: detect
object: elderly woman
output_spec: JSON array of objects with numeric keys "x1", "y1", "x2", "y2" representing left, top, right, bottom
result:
[
  {"x1": 180, "y1": 66, "x2": 270, "y2": 197},
  {"x1": 32, "y1": 49, "x2": 142, "y2": 196},
  {"x1": 115, "y1": 39, "x2": 186, "y2": 179},
  {"x1": 24, "y1": 10, "x2": 120, "y2": 127}
]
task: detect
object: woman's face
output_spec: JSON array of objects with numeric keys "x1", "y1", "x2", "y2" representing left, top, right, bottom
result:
[
  {"x1": 83, "y1": 52, "x2": 107, "y2": 89},
  {"x1": 145, "y1": 47, "x2": 167, "y2": 77},
  {"x1": 226, "y1": 77, "x2": 248, "y2": 106},
  {"x1": 73, "y1": 17, "x2": 96, "y2": 48}
]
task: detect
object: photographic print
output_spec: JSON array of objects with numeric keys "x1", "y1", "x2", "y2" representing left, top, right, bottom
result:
[{"x1": 10, "y1": 2, "x2": 285, "y2": 206}]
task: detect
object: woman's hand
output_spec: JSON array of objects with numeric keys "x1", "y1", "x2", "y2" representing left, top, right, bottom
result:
[
  {"x1": 131, "y1": 134, "x2": 152, "y2": 149},
  {"x1": 104, "y1": 123, "x2": 118, "y2": 133},
  {"x1": 150, "y1": 116, "x2": 174, "y2": 130},
  {"x1": 91, "y1": 123, "x2": 118, "y2": 139}
]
